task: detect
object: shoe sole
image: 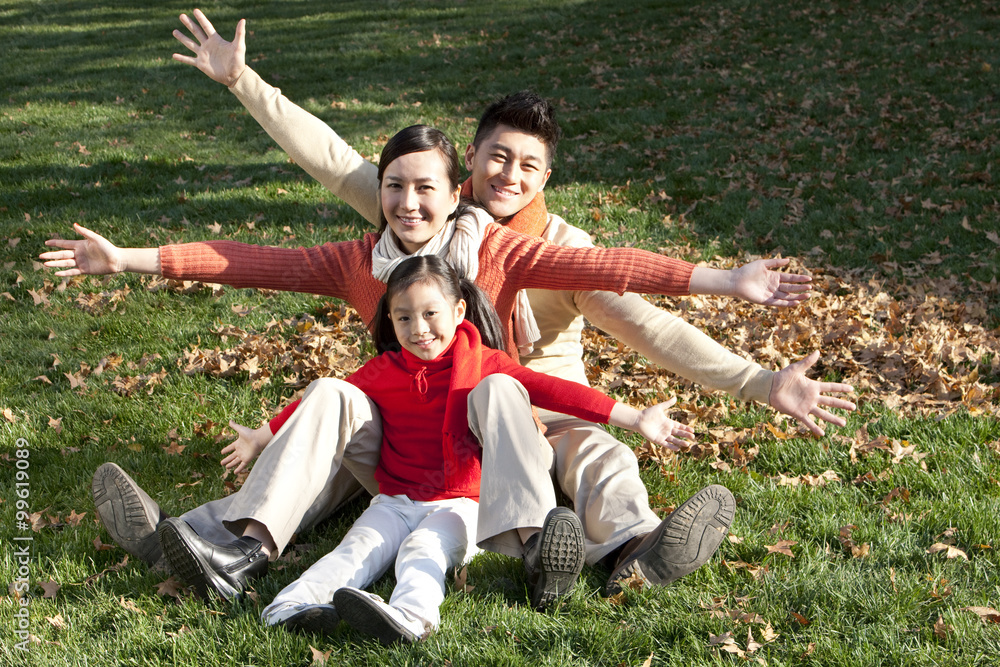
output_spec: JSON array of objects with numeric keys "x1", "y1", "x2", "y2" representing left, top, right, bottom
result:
[
  {"x1": 605, "y1": 484, "x2": 735, "y2": 596},
  {"x1": 279, "y1": 605, "x2": 342, "y2": 636},
  {"x1": 157, "y1": 518, "x2": 240, "y2": 600},
  {"x1": 92, "y1": 463, "x2": 164, "y2": 565},
  {"x1": 333, "y1": 588, "x2": 417, "y2": 645},
  {"x1": 532, "y1": 508, "x2": 586, "y2": 610}
]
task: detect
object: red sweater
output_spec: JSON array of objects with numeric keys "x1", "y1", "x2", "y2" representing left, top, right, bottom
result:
[
  {"x1": 269, "y1": 321, "x2": 617, "y2": 501},
  {"x1": 159, "y1": 223, "x2": 694, "y2": 358}
]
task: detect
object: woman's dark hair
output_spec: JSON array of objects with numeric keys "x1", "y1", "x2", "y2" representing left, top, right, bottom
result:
[
  {"x1": 376, "y1": 125, "x2": 463, "y2": 232},
  {"x1": 371, "y1": 256, "x2": 505, "y2": 355}
]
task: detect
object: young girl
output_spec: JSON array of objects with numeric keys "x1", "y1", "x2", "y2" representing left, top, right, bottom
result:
[{"x1": 249, "y1": 255, "x2": 696, "y2": 644}]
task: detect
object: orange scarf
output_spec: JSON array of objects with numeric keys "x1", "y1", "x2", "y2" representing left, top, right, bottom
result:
[{"x1": 460, "y1": 178, "x2": 549, "y2": 238}]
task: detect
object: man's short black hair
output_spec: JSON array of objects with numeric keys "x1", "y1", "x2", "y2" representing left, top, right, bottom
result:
[{"x1": 473, "y1": 91, "x2": 561, "y2": 165}]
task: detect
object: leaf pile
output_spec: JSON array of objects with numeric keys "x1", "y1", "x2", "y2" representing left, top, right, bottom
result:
[
  {"x1": 584, "y1": 258, "x2": 999, "y2": 419},
  {"x1": 177, "y1": 303, "x2": 371, "y2": 398}
]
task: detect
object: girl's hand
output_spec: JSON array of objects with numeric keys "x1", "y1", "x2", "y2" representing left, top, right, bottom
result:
[
  {"x1": 730, "y1": 257, "x2": 812, "y2": 307},
  {"x1": 220, "y1": 420, "x2": 273, "y2": 474},
  {"x1": 40, "y1": 223, "x2": 124, "y2": 276},
  {"x1": 768, "y1": 350, "x2": 856, "y2": 437},
  {"x1": 172, "y1": 9, "x2": 247, "y2": 87},
  {"x1": 634, "y1": 397, "x2": 696, "y2": 451}
]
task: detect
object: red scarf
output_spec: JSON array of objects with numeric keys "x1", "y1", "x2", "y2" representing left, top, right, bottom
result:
[
  {"x1": 460, "y1": 178, "x2": 549, "y2": 238},
  {"x1": 440, "y1": 319, "x2": 486, "y2": 489}
]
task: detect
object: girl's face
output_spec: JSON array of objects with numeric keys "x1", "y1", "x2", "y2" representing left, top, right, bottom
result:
[
  {"x1": 389, "y1": 280, "x2": 466, "y2": 361},
  {"x1": 381, "y1": 149, "x2": 461, "y2": 254}
]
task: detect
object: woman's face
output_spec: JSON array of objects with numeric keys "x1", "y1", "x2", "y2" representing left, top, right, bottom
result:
[{"x1": 380, "y1": 149, "x2": 461, "y2": 254}]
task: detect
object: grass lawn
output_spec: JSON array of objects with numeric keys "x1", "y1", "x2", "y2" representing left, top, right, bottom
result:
[{"x1": 2, "y1": 0, "x2": 999, "y2": 665}]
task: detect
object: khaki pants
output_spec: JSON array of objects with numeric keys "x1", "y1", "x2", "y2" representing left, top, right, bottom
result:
[
  {"x1": 181, "y1": 378, "x2": 382, "y2": 553},
  {"x1": 469, "y1": 375, "x2": 660, "y2": 563}
]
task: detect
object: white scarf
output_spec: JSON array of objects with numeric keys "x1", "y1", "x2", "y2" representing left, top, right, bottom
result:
[{"x1": 371, "y1": 205, "x2": 540, "y2": 355}]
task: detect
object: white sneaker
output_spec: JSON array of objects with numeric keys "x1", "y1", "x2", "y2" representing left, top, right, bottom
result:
[{"x1": 333, "y1": 587, "x2": 425, "y2": 644}]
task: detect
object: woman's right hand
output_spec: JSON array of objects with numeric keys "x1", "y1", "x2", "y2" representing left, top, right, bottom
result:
[{"x1": 40, "y1": 223, "x2": 124, "y2": 276}]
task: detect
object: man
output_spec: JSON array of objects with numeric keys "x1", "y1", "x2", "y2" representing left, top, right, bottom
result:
[{"x1": 90, "y1": 9, "x2": 854, "y2": 611}]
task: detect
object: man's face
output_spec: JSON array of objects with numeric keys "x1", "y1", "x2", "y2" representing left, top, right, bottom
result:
[{"x1": 464, "y1": 124, "x2": 552, "y2": 221}]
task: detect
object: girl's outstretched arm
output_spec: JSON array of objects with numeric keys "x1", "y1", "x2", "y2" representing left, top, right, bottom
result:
[
  {"x1": 40, "y1": 224, "x2": 161, "y2": 276},
  {"x1": 608, "y1": 396, "x2": 696, "y2": 452}
]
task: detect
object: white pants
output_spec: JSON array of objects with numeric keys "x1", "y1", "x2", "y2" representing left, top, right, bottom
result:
[{"x1": 262, "y1": 494, "x2": 479, "y2": 631}]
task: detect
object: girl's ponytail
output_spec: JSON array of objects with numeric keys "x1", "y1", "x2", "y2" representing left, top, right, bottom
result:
[{"x1": 458, "y1": 278, "x2": 504, "y2": 352}]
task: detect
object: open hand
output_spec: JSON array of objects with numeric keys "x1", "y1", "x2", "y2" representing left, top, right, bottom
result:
[
  {"x1": 40, "y1": 223, "x2": 123, "y2": 276},
  {"x1": 172, "y1": 8, "x2": 247, "y2": 87},
  {"x1": 731, "y1": 257, "x2": 812, "y2": 307},
  {"x1": 769, "y1": 350, "x2": 856, "y2": 437},
  {"x1": 220, "y1": 420, "x2": 273, "y2": 474},
  {"x1": 635, "y1": 397, "x2": 696, "y2": 451}
]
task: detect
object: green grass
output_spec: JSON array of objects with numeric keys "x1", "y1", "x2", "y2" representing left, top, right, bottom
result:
[{"x1": 2, "y1": 0, "x2": 999, "y2": 665}]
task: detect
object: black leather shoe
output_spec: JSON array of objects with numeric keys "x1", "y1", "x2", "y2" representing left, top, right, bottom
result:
[
  {"x1": 92, "y1": 463, "x2": 169, "y2": 567},
  {"x1": 603, "y1": 484, "x2": 735, "y2": 596},
  {"x1": 157, "y1": 517, "x2": 268, "y2": 600},
  {"x1": 523, "y1": 507, "x2": 585, "y2": 610}
]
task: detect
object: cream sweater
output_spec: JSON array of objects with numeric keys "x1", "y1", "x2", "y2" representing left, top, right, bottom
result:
[{"x1": 229, "y1": 67, "x2": 774, "y2": 402}]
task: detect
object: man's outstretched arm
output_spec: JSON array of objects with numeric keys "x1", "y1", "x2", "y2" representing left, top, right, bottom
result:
[
  {"x1": 579, "y1": 289, "x2": 855, "y2": 436},
  {"x1": 172, "y1": 9, "x2": 381, "y2": 225}
]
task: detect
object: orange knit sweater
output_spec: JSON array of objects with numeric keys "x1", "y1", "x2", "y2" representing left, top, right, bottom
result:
[{"x1": 159, "y1": 223, "x2": 695, "y2": 357}]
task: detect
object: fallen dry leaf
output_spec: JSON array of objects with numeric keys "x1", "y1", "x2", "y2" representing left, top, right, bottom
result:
[
  {"x1": 790, "y1": 611, "x2": 811, "y2": 626},
  {"x1": 119, "y1": 596, "x2": 146, "y2": 615},
  {"x1": 93, "y1": 537, "x2": 115, "y2": 552},
  {"x1": 927, "y1": 543, "x2": 969, "y2": 560},
  {"x1": 452, "y1": 565, "x2": 475, "y2": 594},
  {"x1": 84, "y1": 555, "x2": 129, "y2": 585},
  {"x1": 933, "y1": 615, "x2": 952, "y2": 639},
  {"x1": 156, "y1": 576, "x2": 186, "y2": 600},
  {"x1": 39, "y1": 580, "x2": 60, "y2": 599},
  {"x1": 961, "y1": 606, "x2": 1000, "y2": 624},
  {"x1": 162, "y1": 441, "x2": 187, "y2": 456},
  {"x1": 309, "y1": 645, "x2": 333, "y2": 666},
  {"x1": 766, "y1": 540, "x2": 797, "y2": 558}
]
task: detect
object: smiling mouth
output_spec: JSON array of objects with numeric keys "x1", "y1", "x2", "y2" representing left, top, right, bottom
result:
[
  {"x1": 490, "y1": 184, "x2": 520, "y2": 199},
  {"x1": 396, "y1": 215, "x2": 426, "y2": 227}
]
